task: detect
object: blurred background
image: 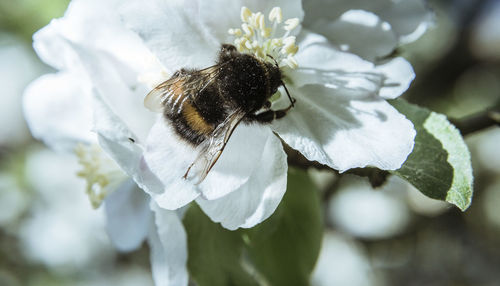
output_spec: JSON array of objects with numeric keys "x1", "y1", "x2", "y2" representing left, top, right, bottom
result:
[{"x1": 0, "y1": 0, "x2": 499, "y2": 285}]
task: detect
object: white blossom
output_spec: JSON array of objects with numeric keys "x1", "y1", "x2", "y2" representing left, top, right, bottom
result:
[
  {"x1": 303, "y1": 0, "x2": 434, "y2": 60},
  {"x1": 20, "y1": 149, "x2": 113, "y2": 271},
  {"x1": 23, "y1": 0, "x2": 431, "y2": 284},
  {"x1": 0, "y1": 35, "x2": 44, "y2": 145}
]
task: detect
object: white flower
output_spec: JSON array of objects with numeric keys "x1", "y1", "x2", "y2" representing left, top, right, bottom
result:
[
  {"x1": 20, "y1": 149, "x2": 113, "y2": 271},
  {"x1": 25, "y1": 0, "x2": 418, "y2": 228},
  {"x1": 311, "y1": 232, "x2": 377, "y2": 286},
  {"x1": 118, "y1": 0, "x2": 417, "y2": 230},
  {"x1": 0, "y1": 35, "x2": 44, "y2": 146},
  {"x1": 105, "y1": 183, "x2": 188, "y2": 286},
  {"x1": 328, "y1": 175, "x2": 411, "y2": 239},
  {"x1": 23, "y1": 0, "x2": 427, "y2": 284},
  {"x1": 23, "y1": 1, "x2": 187, "y2": 283}
]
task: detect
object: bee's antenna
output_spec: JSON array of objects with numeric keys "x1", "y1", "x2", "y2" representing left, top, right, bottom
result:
[
  {"x1": 266, "y1": 54, "x2": 295, "y2": 108},
  {"x1": 281, "y1": 80, "x2": 295, "y2": 107},
  {"x1": 266, "y1": 54, "x2": 280, "y2": 69}
]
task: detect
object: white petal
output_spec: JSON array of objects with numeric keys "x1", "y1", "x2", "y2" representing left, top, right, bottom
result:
[
  {"x1": 92, "y1": 92, "x2": 144, "y2": 175},
  {"x1": 118, "y1": 0, "x2": 219, "y2": 72},
  {"x1": 375, "y1": 0, "x2": 434, "y2": 44},
  {"x1": 307, "y1": 10, "x2": 398, "y2": 61},
  {"x1": 34, "y1": 0, "x2": 158, "y2": 73},
  {"x1": 142, "y1": 118, "x2": 201, "y2": 210},
  {"x1": 148, "y1": 203, "x2": 188, "y2": 286},
  {"x1": 23, "y1": 71, "x2": 95, "y2": 151},
  {"x1": 289, "y1": 68, "x2": 383, "y2": 100},
  {"x1": 198, "y1": 0, "x2": 304, "y2": 43},
  {"x1": 68, "y1": 43, "x2": 155, "y2": 140},
  {"x1": 32, "y1": 0, "x2": 160, "y2": 140},
  {"x1": 199, "y1": 124, "x2": 272, "y2": 200},
  {"x1": 104, "y1": 179, "x2": 151, "y2": 252},
  {"x1": 292, "y1": 32, "x2": 414, "y2": 99},
  {"x1": 197, "y1": 130, "x2": 287, "y2": 230},
  {"x1": 32, "y1": 20, "x2": 80, "y2": 71},
  {"x1": 302, "y1": 0, "x2": 432, "y2": 45},
  {"x1": 295, "y1": 32, "x2": 375, "y2": 72},
  {"x1": 91, "y1": 92, "x2": 174, "y2": 212},
  {"x1": 272, "y1": 85, "x2": 416, "y2": 172},
  {"x1": 32, "y1": 0, "x2": 160, "y2": 145},
  {"x1": 376, "y1": 57, "x2": 415, "y2": 99},
  {"x1": 142, "y1": 119, "x2": 273, "y2": 209}
]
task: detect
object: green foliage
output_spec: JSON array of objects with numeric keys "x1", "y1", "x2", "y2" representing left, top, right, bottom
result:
[
  {"x1": 183, "y1": 204, "x2": 259, "y2": 286},
  {"x1": 183, "y1": 169, "x2": 323, "y2": 285},
  {"x1": 391, "y1": 99, "x2": 473, "y2": 211},
  {"x1": 0, "y1": 0, "x2": 70, "y2": 41},
  {"x1": 243, "y1": 169, "x2": 323, "y2": 286}
]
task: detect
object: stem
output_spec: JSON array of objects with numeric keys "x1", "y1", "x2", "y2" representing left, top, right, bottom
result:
[{"x1": 451, "y1": 108, "x2": 500, "y2": 136}]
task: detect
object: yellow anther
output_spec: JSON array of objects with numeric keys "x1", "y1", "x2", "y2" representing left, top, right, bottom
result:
[
  {"x1": 236, "y1": 37, "x2": 247, "y2": 47},
  {"x1": 244, "y1": 40, "x2": 253, "y2": 50},
  {"x1": 235, "y1": 42, "x2": 245, "y2": 51},
  {"x1": 282, "y1": 44, "x2": 298, "y2": 56},
  {"x1": 249, "y1": 12, "x2": 262, "y2": 28},
  {"x1": 256, "y1": 49, "x2": 266, "y2": 59},
  {"x1": 257, "y1": 13, "x2": 266, "y2": 30},
  {"x1": 241, "y1": 7, "x2": 252, "y2": 23},
  {"x1": 269, "y1": 7, "x2": 283, "y2": 23},
  {"x1": 261, "y1": 27, "x2": 272, "y2": 38},
  {"x1": 285, "y1": 55, "x2": 298, "y2": 69},
  {"x1": 271, "y1": 38, "x2": 282, "y2": 46},
  {"x1": 228, "y1": 28, "x2": 242, "y2": 36},
  {"x1": 284, "y1": 18, "x2": 300, "y2": 31},
  {"x1": 242, "y1": 23, "x2": 254, "y2": 37},
  {"x1": 282, "y1": 36, "x2": 298, "y2": 55}
]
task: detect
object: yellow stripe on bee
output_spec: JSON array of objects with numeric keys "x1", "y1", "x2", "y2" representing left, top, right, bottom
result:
[{"x1": 182, "y1": 102, "x2": 214, "y2": 134}]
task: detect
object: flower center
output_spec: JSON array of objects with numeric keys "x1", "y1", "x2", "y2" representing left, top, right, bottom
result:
[
  {"x1": 228, "y1": 7, "x2": 300, "y2": 69},
  {"x1": 75, "y1": 144, "x2": 126, "y2": 208}
]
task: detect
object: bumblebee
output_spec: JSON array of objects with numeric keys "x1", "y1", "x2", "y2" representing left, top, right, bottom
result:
[{"x1": 145, "y1": 44, "x2": 295, "y2": 183}]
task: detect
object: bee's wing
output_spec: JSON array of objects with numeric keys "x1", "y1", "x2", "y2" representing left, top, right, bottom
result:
[
  {"x1": 144, "y1": 76, "x2": 184, "y2": 112},
  {"x1": 144, "y1": 65, "x2": 225, "y2": 113},
  {"x1": 184, "y1": 108, "x2": 247, "y2": 184}
]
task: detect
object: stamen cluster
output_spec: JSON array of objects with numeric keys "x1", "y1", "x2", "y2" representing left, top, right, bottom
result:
[
  {"x1": 229, "y1": 7, "x2": 300, "y2": 69},
  {"x1": 75, "y1": 144, "x2": 125, "y2": 208}
]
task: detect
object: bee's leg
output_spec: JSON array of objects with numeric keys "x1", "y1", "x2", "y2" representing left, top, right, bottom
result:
[{"x1": 248, "y1": 101, "x2": 296, "y2": 123}]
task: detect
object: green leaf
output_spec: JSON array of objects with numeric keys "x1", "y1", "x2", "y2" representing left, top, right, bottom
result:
[
  {"x1": 183, "y1": 204, "x2": 259, "y2": 286},
  {"x1": 243, "y1": 169, "x2": 323, "y2": 285},
  {"x1": 390, "y1": 99, "x2": 473, "y2": 211}
]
